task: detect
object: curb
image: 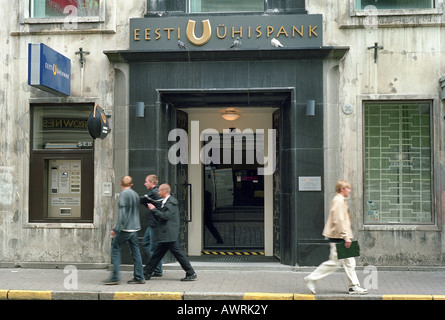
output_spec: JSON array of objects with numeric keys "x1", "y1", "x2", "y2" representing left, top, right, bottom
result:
[
  {"x1": 7, "y1": 290, "x2": 52, "y2": 300},
  {"x1": 382, "y1": 294, "x2": 445, "y2": 300},
  {"x1": 111, "y1": 291, "x2": 183, "y2": 300},
  {"x1": 1, "y1": 289, "x2": 444, "y2": 300}
]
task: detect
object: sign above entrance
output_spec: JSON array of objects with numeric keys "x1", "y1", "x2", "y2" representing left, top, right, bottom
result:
[{"x1": 130, "y1": 14, "x2": 322, "y2": 51}]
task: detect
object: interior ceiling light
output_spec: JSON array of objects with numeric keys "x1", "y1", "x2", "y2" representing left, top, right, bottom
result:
[{"x1": 221, "y1": 108, "x2": 241, "y2": 121}]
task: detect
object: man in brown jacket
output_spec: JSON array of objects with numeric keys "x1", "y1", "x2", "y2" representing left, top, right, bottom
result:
[{"x1": 304, "y1": 180, "x2": 368, "y2": 295}]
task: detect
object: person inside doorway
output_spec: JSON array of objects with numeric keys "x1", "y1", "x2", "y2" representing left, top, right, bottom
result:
[
  {"x1": 204, "y1": 190, "x2": 224, "y2": 244},
  {"x1": 145, "y1": 184, "x2": 197, "y2": 281}
]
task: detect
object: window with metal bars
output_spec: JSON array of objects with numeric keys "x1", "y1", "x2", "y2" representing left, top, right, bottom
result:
[{"x1": 364, "y1": 102, "x2": 433, "y2": 224}]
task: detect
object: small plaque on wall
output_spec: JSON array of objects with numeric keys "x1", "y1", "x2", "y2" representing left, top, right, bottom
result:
[{"x1": 299, "y1": 176, "x2": 322, "y2": 191}]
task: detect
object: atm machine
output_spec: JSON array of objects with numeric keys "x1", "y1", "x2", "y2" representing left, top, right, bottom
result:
[{"x1": 47, "y1": 159, "x2": 82, "y2": 219}]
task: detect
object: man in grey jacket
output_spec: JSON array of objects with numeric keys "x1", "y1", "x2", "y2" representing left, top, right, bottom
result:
[
  {"x1": 145, "y1": 184, "x2": 197, "y2": 281},
  {"x1": 104, "y1": 176, "x2": 145, "y2": 285}
]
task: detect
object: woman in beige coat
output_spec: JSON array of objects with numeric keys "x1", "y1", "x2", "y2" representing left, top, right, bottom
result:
[{"x1": 304, "y1": 180, "x2": 368, "y2": 295}]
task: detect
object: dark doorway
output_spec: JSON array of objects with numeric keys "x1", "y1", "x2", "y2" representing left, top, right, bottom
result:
[{"x1": 203, "y1": 132, "x2": 264, "y2": 250}]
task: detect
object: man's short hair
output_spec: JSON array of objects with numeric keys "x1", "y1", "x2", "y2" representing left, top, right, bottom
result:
[
  {"x1": 146, "y1": 174, "x2": 158, "y2": 185},
  {"x1": 121, "y1": 176, "x2": 133, "y2": 187},
  {"x1": 335, "y1": 180, "x2": 351, "y2": 193},
  {"x1": 159, "y1": 183, "x2": 171, "y2": 194}
]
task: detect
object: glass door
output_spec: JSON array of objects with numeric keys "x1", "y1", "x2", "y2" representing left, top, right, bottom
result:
[{"x1": 203, "y1": 132, "x2": 264, "y2": 250}]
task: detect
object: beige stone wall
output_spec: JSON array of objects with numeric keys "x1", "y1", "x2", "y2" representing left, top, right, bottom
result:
[
  {"x1": 1, "y1": 0, "x2": 444, "y2": 266},
  {"x1": 0, "y1": 0, "x2": 145, "y2": 265},
  {"x1": 310, "y1": 0, "x2": 445, "y2": 265}
]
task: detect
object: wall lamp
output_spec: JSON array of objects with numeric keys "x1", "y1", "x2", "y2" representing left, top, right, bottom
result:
[
  {"x1": 136, "y1": 101, "x2": 145, "y2": 118},
  {"x1": 221, "y1": 108, "x2": 241, "y2": 121},
  {"x1": 306, "y1": 100, "x2": 315, "y2": 116}
]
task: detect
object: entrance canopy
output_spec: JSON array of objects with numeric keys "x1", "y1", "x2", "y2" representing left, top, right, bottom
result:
[
  {"x1": 104, "y1": 46, "x2": 348, "y2": 63},
  {"x1": 158, "y1": 88, "x2": 293, "y2": 108}
]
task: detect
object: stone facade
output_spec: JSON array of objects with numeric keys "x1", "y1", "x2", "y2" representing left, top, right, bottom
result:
[
  {"x1": 0, "y1": 0, "x2": 147, "y2": 265},
  {"x1": 311, "y1": 1, "x2": 445, "y2": 265},
  {"x1": 1, "y1": 0, "x2": 444, "y2": 266}
]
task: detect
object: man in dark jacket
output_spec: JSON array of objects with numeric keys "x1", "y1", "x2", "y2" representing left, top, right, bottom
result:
[
  {"x1": 140, "y1": 174, "x2": 163, "y2": 277},
  {"x1": 145, "y1": 184, "x2": 197, "y2": 281}
]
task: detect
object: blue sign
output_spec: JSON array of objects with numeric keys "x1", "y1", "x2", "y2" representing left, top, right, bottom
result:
[{"x1": 28, "y1": 43, "x2": 71, "y2": 97}]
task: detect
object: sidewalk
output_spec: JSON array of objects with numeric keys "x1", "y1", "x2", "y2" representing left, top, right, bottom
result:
[{"x1": 1, "y1": 262, "x2": 445, "y2": 300}]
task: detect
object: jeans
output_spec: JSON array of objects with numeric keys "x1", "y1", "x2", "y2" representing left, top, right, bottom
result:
[
  {"x1": 142, "y1": 226, "x2": 162, "y2": 274},
  {"x1": 306, "y1": 243, "x2": 360, "y2": 288},
  {"x1": 110, "y1": 231, "x2": 144, "y2": 282}
]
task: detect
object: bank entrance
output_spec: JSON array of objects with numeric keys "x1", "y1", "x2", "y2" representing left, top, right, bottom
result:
[
  {"x1": 170, "y1": 99, "x2": 281, "y2": 258},
  {"x1": 202, "y1": 129, "x2": 266, "y2": 251},
  {"x1": 156, "y1": 83, "x2": 327, "y2": 265},
  {"x1": 112, "y1": 46, "x2": 337, "y2": 265},
  {"x1": 204, "y1": 167, "x2": 264, "y2": 250}
]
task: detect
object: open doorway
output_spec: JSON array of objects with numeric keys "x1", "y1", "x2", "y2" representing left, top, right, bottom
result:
[
  {"x1": 162, "y1": 88, "x2": 288, "y2": 258},
  {"x1": 203, "y1": 131, "x2": 265, "y2": 250},
  {"x1": 182, "y1": 106, "x2": 276, "y2": 257}
]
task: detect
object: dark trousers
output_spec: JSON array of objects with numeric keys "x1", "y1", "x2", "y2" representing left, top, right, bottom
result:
[
  {"x1": 142, "y1": 226, "x2": 162, "y2": 274},
  {"x1": 145, "y1": 241, "x2": 195, "y2": 276}
]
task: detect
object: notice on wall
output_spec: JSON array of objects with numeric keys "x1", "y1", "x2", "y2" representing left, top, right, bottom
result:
[{"x1": 298, "y1": 176, "x2": 322, "y2": 191}]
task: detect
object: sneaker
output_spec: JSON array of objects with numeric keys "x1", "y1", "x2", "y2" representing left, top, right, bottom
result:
[
  {"x1": 151, "y1": 272, "x2": 163, "y2": 277},
  {"x1": 127, "y1": 278, "x2": 145, "y2": 284},
  {"x1": 103, "y1": 279, "x2": 119, "y2": 285},
  {"x1": 348, "y1": 285, "x2": 368, "y2": 295},
  {"x1": 304, "y1": 276, "x2": 316, "y2": 294},
  {"x1": 180, "y1": 273, "x2": 197, "y2": 281}
]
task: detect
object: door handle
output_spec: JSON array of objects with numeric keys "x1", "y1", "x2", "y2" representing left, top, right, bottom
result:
[{"x1": 185, "y1": 182, "x2": 192, "y2": 223}]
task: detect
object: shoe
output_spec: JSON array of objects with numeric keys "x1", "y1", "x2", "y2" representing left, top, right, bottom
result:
[
  {"x1": 144, "y1": 273, "x2": 151, "y2": 280},
  {"x1": 348, "y1": 285, "x2": 368, "y2": 295},
  {"x1": 103, "y1": 279, "x2": 119, "y2": 285},
  {"x1": 180, "y1": 273, "x2": 197, "y2": 281},
  {"x1": 127, "y1": 278, "x2": 145, "y2": 284},
  {"x1": 151, "y1": 273, "x2": 163, "y2": 277},
  {"x1": 304, "y1": 276, "x2": 316, "y2": 294}
]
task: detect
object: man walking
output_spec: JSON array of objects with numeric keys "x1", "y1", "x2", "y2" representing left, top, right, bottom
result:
[
  {"x1": 104, "y1": 176, "x2": 145, "y2": 285},
  {"x1": 304, "y1": 180, "x2": 368, "y2": 295},
  {"x1": 140, "y1": 174, "x2": 163, "y2": 277},
  {"x1": 145, "y1": 184, "x2": 197, "y2": 281}
]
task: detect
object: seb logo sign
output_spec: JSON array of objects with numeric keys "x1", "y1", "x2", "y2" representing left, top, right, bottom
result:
[
  {"x1": 130, "y1": 14, "x2": 322, "y2": 51},
  {"x1": 28, "y1": 43, "x2": 71, "y2": 97}
]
